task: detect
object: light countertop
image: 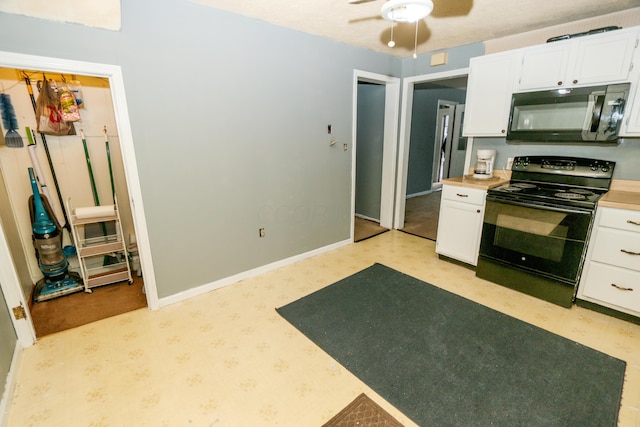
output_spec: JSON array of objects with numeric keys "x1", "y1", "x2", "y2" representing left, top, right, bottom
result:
[
  {"x1": 442, "y1": 175, "x2": 640, "y2": 210},
  {"x1": 441, "y1": 170, "x2": 510, "y2": 191},
  {"x1": 599, "y1": 180, "x2": 640, "y2": 211}
]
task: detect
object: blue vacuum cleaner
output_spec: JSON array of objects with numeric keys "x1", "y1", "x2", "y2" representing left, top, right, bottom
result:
[{"x1": 28, "y1": 167, "x2": 83, "y2": 302}]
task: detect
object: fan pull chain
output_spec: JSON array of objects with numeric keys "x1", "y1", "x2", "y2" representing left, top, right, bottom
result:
[
  {"x1": 388, "y1": 21, "x2": 395, "y2": 47},
  {"x1": 413, "y1": 20, "x2": 419, "y2": 59}
]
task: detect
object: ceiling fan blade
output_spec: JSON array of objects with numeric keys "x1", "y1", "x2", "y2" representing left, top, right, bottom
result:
[{"x1": 348, "y1": 0, "x2": 377, "y2": 4}]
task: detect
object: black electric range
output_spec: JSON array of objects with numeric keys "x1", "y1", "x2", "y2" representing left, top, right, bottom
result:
[{"x1": 487, "y1": 156, "x2": 615, "y2": 211}]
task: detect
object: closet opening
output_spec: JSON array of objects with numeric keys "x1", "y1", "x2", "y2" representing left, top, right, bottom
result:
[{"x1": 0, "y1": 66, "x2": 145, "y2": 337}]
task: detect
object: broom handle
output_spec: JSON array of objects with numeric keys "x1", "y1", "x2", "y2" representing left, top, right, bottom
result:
[
  {"x1": 80, "y1": 129, "x2": 100, "y2": 206},
  {"x1": 26, "y1": 127, "x2": 53, "y2": 203},
  {"x1": 24, "y1": 75, "x2": 71, "y2": 232},
  {"x1": 104, "y1": 126, "x2": 115, "y2": 202}
]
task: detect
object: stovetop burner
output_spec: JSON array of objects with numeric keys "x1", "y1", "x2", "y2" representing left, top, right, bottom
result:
[
  {"x1": 487, "y1": 155, "x2": 615, "y2": 211},
  {"x1": 490, "y1": 182, "x2": 606, "y2": 208},
  {"x1": 569, "y1": 189, "x2": 594, "y2": 195},
  {"x1": 513, "y1": 183, "x2": 537, "y2": 189},
  {"x1": 555, "y1": 192, "x2": 588, "y2": 200}
]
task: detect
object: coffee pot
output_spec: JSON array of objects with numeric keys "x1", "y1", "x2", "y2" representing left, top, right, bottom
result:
[{"x1": 473, "y1": 149, "x2": 496, "y2": 179}]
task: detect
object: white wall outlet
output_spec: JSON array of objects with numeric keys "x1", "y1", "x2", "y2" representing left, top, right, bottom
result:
[
  {"x1": 259, "y1": 228, "x2": 265, "y2": 237},
  {"x1": 506, "y1": 157, "x2": 514, "y2": 170}
]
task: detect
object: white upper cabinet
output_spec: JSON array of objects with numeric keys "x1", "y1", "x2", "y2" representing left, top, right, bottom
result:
[
  {"x1": 518, "y1": 28, "x2": 639, "y2": 91},
  {"x1": 518, "y1": 42, "x2": 571, "y2": 90},
  {"x1": 462, "y1": 50, "x2": 522, "y2": 137}
]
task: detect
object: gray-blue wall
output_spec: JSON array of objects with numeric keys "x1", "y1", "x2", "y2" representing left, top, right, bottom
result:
[
  {"x1": 473, "y1": 138, "x2": 640, "y2": 179},
  {"x1": 407, "y1": 86, "x2": 467, "y2": 195},
  {"x1": 0, "y1": 0, "x2": 404, "y2": 299},
  {"x1": 402, "y1": 46, "x2": 483, "y2": 77},
  {"x1": 355, "y1": 83, "x2": 385, "y2": 220}
]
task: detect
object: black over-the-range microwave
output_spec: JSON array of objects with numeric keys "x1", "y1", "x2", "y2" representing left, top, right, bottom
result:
[{"x1": 506, "y1": 83, "x2": 630, "y2": 143}]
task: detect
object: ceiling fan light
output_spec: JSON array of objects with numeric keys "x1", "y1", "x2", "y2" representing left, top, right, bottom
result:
[{"x1": 381, "y1": 0, "x2": 434, "y2": 23}]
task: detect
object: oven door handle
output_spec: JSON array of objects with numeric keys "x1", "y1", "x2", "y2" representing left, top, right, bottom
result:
[{"x1": 486, "y1": 196, "x2": 592, "y2": 215}]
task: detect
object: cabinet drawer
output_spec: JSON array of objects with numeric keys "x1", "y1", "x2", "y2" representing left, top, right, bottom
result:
[
  {"x1": 441, "y1": 185, "x2": 485, "y2": 206},
  {"x1": 591, "y1": 228, "x2": 640, "y2": 271},
  {"x1": 598, "y1": 207, "x2": 640, "y2": 233},
  {"x1": 580, "y1": 262, "x2": 640, "y2": 313}
]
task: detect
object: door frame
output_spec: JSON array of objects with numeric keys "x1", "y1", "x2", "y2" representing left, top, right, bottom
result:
[
  {"x1": 431, "y1": 100, "x2": 459, "y2": 185},
  {"x1": 0, "y1": 50, "x2": 159, "y2": 346},
  {"x1": 393, "y1": 68, "x2": 469, "y2": 229},
  {"x1": 351, "y1": 70, "x2": 400, "y2": 238}
]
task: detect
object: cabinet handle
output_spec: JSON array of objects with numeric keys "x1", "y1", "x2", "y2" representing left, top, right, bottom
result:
[
  {"x1": 572, "y1": 79, "x2": 578, "y2": 84},
  {"x1": 456, "y1": 193, "x2": 469, "y2": 198},
  {"x1": 627, "y1": 220, "x2": 640, "y2": 226},
  {"x1": 501, "y1": 129, "x2": 506, "y2": 134},
  {"x1": 611, "y1": 283, "x2": 634, "y2": 292},
  {"x1": 477, "y1": 209, "x2": 481, "y2": 213},
  {"x1": 557, "y1": 81, "x2": 562, "y2": 86},
  {"x1": 620, "y1": 249, "x2": 640, "y2": 256}
]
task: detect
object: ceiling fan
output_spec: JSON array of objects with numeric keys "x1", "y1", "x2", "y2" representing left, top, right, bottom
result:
[
  {"x1": 350, "y1": 0, "x2": 434, "y2": 22},
  {"x1": 349, "y1": 0, "x2": 435, "y2": 57},
  {"x1": 349, "y1": 0, "x2": 473, "y2": 57}
]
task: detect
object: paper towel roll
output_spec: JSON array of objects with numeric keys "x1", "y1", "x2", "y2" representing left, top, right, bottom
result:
[{"x1": 75, "y1": 205, "x2": 116, "y2": 219}]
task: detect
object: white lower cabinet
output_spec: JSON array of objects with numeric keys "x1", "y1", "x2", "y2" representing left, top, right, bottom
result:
[
  {"x1": 577, "y1": 207, "x2": 640, "y2": 317},
  {"x1": 436, "y1": 185, "x2": 486, "y2": 266}
]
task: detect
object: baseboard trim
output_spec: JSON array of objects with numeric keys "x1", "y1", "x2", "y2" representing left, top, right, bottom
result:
[
  {"x1": 406, "y1": 189, "x2": 437, "y2": 199},
  {"x1": 0, "y1": 343, "x2": 22, "y2": 427},
  {"x1": 157, "y1": 238, "x2": 352, "y2": 308},
  {"x1": 354, "y1": 213, "x2": 380, "y2": 223}
]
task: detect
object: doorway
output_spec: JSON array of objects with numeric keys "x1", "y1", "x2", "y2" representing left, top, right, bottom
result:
[
  {"x1": 394, "y1": 70, "x2": 469, "y2": 240},
  {"x1": 433, "y1": 101, "x2": 466, "y2": 187},
  {"x1": 351, "y1": 70, "x2": 400, "y2": 242},
  {"x1": 0, "y1": 51, "x2": 156, "y2": 345}
]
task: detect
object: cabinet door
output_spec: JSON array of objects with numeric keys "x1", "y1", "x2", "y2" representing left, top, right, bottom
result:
[
  {"x1": 462, "y1": 51, "x2": 521, "y2": 137},
  {"x1": 436, "y1": 198, "x2": 484, "y2": 265},
  {"x1": 518, "y1": 28, "x2": 638, "y2": 91},
  {"x1": 518, "y1": 42, "x2": 571, "y2": 91},
  {"x1": 572, "y1": 29, "x2": 637, "y2": 86}
]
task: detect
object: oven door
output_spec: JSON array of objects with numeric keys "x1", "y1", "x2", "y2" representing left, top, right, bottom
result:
[{"x1": 479, "y1": 197, "x2": 593, "y2": 283}]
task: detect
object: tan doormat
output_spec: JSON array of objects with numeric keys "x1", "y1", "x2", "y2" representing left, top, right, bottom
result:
[{"x1": 323, "y1": 393, "x2": 404, "y2": 427}]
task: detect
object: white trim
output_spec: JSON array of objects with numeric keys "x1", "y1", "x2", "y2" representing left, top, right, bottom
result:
[
  {"x1": 157, "y1": 238, "x2": 352, "y2": 307},
  {"x1": 352, "y1": 70, "x2": 401, "y2": 238},
  {"x1": 0, "y1": 219, "x2": 35, "y2": 347},
  {"x1": 0, "y1": 343, "x2": 22, "y2": 427},
  {"x1": 0, "y1": 51, "x2": 159, "y2": 333},
  {"x1": 394, "y1": 68, "x2": 469, "y2": 229}
]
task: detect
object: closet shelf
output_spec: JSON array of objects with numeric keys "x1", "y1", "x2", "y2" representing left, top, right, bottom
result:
[{"x1": 67, "y1": 197, "x2": 133, "y2": 293}]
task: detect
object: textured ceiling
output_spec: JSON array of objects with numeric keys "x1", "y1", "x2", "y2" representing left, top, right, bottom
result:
[{"x1": 192, "y1": 0, "x2": 640, "y2": 58}]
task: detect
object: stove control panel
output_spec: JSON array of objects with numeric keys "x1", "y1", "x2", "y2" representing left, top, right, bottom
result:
[
  {"x1": 511, "y1": 156, "x2": 615, "y2": 179},
  {"x1": 541, "y1": 159, "x2": 575, "y2": 171}
]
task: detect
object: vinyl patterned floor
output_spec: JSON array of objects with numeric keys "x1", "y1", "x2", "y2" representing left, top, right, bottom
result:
[{"x1": 7, "y1": 231, "x2": 640, "y2": 426}]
